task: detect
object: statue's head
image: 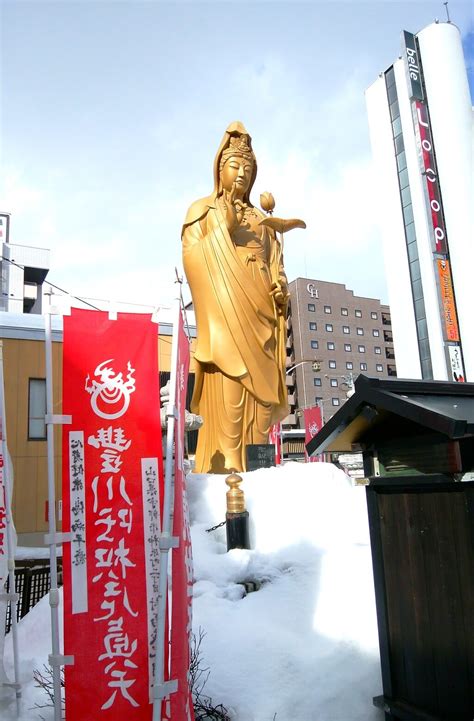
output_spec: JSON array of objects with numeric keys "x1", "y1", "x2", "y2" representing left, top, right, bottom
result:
[{"x1": 213, "y1": 122, "x2": 257, "y2": 204}]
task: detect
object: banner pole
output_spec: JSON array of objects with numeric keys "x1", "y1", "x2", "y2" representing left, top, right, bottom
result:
[
  {"x1": 152, "y1": 297, "x2": 181, "y2": 720},
  {"x1": 44, "y1": 291, "x2": 63, "y2": 721},
  {"x1": 0, "y1": 341, "x2": 21, "y2": 712}
]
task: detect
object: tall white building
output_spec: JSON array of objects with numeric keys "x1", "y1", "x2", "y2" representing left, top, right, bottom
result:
[{"x1": 366, "y1": 21, "x2": 473, "y2": 382}]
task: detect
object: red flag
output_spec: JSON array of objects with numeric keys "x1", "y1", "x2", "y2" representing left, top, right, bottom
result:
[
  {"x1": 0, "y1": 419, "x2": 7, "y2": 582},
  {"x1": 269, "y1": 423, "x2": 282, "y2": 465},
  {"x1": 168, "y1": 310, "x2": 195, "y2": 721},
  {"x1": 304, "y1": 406, "x2": 323, "y2": 463},
  {"x1": 62, "y1": 309, "x2": 163, "y2": 720}
]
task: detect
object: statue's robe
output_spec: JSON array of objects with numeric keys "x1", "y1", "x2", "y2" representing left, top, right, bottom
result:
[{"x1": 182, "y1": 198, "x2": 288, "y2": 473}]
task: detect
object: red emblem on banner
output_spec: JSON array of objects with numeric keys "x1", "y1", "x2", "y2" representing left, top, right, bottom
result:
[{"x1": 62, "y1": 310, "x2": 164, "y2": 720}]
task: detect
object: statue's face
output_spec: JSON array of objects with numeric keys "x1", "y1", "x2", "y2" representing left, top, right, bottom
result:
[{"x1": 220, "y1": 155, "x2": 253, "y2": 198}]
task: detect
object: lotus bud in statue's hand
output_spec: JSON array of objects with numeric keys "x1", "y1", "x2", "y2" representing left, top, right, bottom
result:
[{"x1": 260, "y1": 192, "x2": 275, "y2": 215}]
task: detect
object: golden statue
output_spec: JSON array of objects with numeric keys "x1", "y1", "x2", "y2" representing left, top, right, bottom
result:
[{"x1": 182, "y1": 121, "x2": 303, "y2": 473}]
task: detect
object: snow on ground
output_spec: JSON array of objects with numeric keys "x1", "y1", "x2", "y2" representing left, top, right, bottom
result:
[{"x1": 1, "y1": 461, "x2": 384, "y2": 721}]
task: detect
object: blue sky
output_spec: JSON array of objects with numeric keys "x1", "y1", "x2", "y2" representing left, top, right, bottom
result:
[{"x1": 1, "y1": 0, "x2": 473, "y2": 308}]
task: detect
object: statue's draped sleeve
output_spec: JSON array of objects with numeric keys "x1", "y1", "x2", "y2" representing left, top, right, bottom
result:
[{"x1": 182, "y1": 203, "x2": 288, "y2": 422}]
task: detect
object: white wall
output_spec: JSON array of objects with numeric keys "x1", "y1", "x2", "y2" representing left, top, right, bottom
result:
[
  {"x1": 418, "y1": 22, "x2": 474, "y2": 380},
  {"x1": 365, "y1": 75, "x2": 422, "y2": 379}
]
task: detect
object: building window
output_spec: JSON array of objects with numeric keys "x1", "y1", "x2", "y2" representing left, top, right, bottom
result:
[
  {"x1": 358, "y1": 345, "x2": 365, "y2": 353},
  {"x1": 332, "y1": 398, "x2": 340, "y2": 407},
  {"x1": 315, "y1": 396, "x2": 323, "y2": 404},
  {"x1": 360, "y1": 362, "x2": 368, "y2": 371},
  {"x1": 309, "y1": 322, "x2": 317, "y2": 331},
  {"x1": 329, "y1": 360, "x2": 336, "y2": 369},
  {"x1": 330, "y1": 379, "x2": 338, "y2": 387},
  {"x1": 324, "y1": 305, "x2": 331, "y2": 314},
  {"x1": 372, "y1": 329, "x2": 380, "y2": 337},
  {"x1": 327, "y1": 341, "x2": 335, "y2": 350},
  {"x1": 311, "y1": 340, "x2": 319, "y2": 349},
  {"x1": 314, "y1": 378, "x2": 322, "y2": 386},
  {"x1": 344, "y1": 343, "x2": 352, "y2": 352},
  {"x1": 374, "y1": 346, "x2": 382, "y2": 354},
  {"x1": 356, "y1": 328, "x2": 364, "y2": 336},
  {"x1": 341, "y1": 308, "x2": 348, "y2": 316},
  {"x1": 343, "y1": 326, "x2": 350, "y2": 335},
  {"x1": 371, "y1": 312, "x2": 378, "y2": 320},
  {"x1": 346, "y1": 362, "x2": 353, "y2": 370},
  {"x1": 355, "y1": 309, "x2": 362, "y2": 318},
  {"x1": 325, "y1": 324, "x2": 333, "y2": 332},
  {"x1": 308, "y1": 303, "x2": 315, "y2": 312},
  {"x1": 376, "y1": 364, "x2": 383, "y2": 372},
  {"x1": 28, "y1": 378, "x2": 47, "y2": 440}
]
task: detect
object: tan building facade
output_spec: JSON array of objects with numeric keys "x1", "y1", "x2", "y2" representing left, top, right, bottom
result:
[{"x1": 286, "y1": 278, "x2": 396, "y2": 425}]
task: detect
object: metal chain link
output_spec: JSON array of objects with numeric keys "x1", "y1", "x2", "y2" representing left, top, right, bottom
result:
[{"x1": 205, "y1": 519, "x2": 227, "y2": 533}]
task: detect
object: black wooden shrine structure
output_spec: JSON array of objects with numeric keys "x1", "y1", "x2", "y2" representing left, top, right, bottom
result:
[{"x1": 306, "y1": 375, "x2": 474, "y2": 721}]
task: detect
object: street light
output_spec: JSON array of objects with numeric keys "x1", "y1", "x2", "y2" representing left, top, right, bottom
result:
[
  {"x1": 286, "y1": 358, "x2": 322, "y2": 375},
  {"x1": 286, "y1": 359, "x2": 322, "y2": 428},
  {"x1": 324, "y1": 371, "x2": 355, "y2": 398}
]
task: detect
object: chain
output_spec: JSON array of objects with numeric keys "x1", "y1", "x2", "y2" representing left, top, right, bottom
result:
[{"x1": 205, "y1": 519, "x2": 227, "y2": 533}]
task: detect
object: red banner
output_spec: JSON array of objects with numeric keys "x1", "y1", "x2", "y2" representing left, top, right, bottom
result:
[
  {"x1": 62, "y1": 310, "x2": 163, "y2": 720},
  {"x1": 167, "y1": 310, "x2": 195, "y2": 721},
  {"x1": 304, "y1": 406, "x2": 323, "y2": 463},
  {"x1": 269, "y1": 423, "x2": 282, "y2": 465},
  {"x1": 0, "y1": 418, "x2": 7, "y2": 586}
]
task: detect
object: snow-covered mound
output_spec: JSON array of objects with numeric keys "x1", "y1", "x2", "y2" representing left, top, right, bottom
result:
[
  {"x1": 1, "y1": 461, "x2": 384, "y2": 721},
  {"x1": 188, "y1": 462, "x2": 383, "y2": 721}
]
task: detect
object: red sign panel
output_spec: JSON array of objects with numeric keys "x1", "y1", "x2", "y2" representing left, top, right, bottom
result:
[
  {"x1": 304, "y1": 406, "x2": 323, "y2": 463},
  {"x1": 167, "y1": 311, "x2": 195, "y2": 721},
  {"x1": 414, "y1": 101, "x2": 447, "y2": 254},
  {"x1": 269, "y1": 423, "x2": 282, "y2": 465},
  {"x1": 0, "y1": 418, "x2": 6, "y2": 585},
  {"x1": 62, "y1": 310, "x2": 163, "y2": 720}
]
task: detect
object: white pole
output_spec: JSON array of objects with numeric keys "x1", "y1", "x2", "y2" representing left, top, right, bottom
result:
[
  {"x1": 0, "y1": 341, "x2": 21, "y2": 713},
  {"x1": 44, "y1": 292, "x2": 62, "y2": 721},
  {"x1": 152, "y1": 297, "x2": 182, "y2": 721}
]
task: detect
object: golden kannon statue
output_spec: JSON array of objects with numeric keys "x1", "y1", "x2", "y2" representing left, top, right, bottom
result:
[{"x1": 182, "y1": 121, "x2": 290, "y2": 474}]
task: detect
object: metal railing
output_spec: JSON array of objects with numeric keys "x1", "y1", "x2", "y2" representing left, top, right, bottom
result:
[{"x1": 3, "y1": 559, "x2": 63, "y2": 634}]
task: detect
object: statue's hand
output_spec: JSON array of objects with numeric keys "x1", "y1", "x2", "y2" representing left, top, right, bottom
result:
[
  {"x1": 218, "y1": 184, "x2": 242, "y2": 234},
  {"x1": 270, "y1": 282, "x2": 289, "y2": 315}
]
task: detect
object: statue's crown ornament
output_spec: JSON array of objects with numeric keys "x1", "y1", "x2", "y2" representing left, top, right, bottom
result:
[
  {"x1": 229, "y1": 135, "x2": 250, "y2": 153},
  {"x1": 219, "y1": 134, "x2": 254, "y2": 170}
]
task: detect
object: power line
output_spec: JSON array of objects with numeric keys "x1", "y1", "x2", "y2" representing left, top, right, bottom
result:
[
  {"x1": 2, "y1": 255, "x2": 105, "y2": 312},
  {"x1": 1, "y1": 253, "x2": 192, "y2": 319}
]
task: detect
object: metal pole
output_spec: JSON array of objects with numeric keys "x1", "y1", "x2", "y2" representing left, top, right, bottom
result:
[
  {"x1": 152, "y1": 297, "x2": 181, "y2": 720},
  {"x1": 0, "y1": 342, "x2": 21, "y2": 713},
  {"x1": 44, "y1": 292, "x2": 62, "y2": 721}
]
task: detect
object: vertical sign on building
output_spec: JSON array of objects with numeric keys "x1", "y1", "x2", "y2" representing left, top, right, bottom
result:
[
  {"x1": 62, "y1": 309, "x2": 163, "y2": 721},
  {"x1": 402, "y1": 31, "x2": 424, "y2": 101},
  {"x1": 404, "y1": 31, "x2": 465, "y2": 381},
  {"x1": 413, "y1": 100, "x2": 447, "y2": 254}
]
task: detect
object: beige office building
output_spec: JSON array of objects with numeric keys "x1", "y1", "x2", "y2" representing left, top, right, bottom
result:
[{"x1": 285, "y1": 278, "x2": 396, "y2": 425}]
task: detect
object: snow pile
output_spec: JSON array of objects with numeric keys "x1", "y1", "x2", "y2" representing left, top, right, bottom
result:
[
  {"x1": 1, "y1": 461, "x2": 384, "y2": 720},
  {"x1": 188, "y1": 462, "x2": 383, "y2": 721}
]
